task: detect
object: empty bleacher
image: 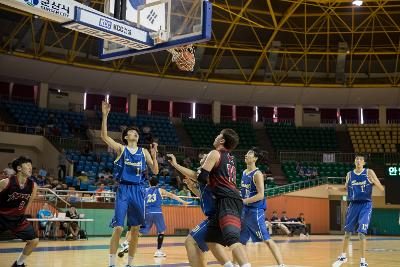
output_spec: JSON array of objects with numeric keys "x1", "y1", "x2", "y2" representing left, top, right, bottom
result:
[
  {"x1": 348, "y1": 124, "x2": 399, "y2": 153},
  {"x1": 266, "y1": 122, "x2": 337, "y2": 151},
  {"x1": 183, "y1": 118, "x2": 257, "y2": 149}
]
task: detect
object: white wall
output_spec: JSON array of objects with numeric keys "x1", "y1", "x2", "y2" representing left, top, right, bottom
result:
[{"x1": 0, "y1": 132, "x2": 61, "y2": 175}]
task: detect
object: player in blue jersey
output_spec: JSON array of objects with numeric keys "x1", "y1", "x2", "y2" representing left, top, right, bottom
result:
[
  {"x1": 101, "y1": 101, "x2": 159, "y2": 267},
  {"x1": 140, "y1": 176, "x2": 190, "y2": 257},
  {"x1": 328, "y1": 154, "x2": 384, "y2": 267},
  {"x1": 239, "y1": 148, "x2": 285, "y2": 267},
  {"x1": 168, "y1": 153, "x2": 235, "y2": 267}
]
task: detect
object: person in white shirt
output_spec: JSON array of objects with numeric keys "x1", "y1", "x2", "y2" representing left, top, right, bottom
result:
[{"x1": 3, "y1": 163, "x2": 16, "y2": 177}]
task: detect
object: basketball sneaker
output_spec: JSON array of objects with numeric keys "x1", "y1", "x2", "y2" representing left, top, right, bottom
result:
[
  {"x1": 11, "y1": 262, "x2": 25, "y2": 267},
  {"x1": 154, "y1": 250, "x2": 166, "y2": 257},
  {"x1": 360, "y1": 262, "x2": 368, "y2": 267},
  {"x1": 332, "y1": 255, "x2": 347, "y2": 267}
]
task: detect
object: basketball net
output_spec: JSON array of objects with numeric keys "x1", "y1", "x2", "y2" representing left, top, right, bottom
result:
[{"x1": 167, "y1": 45, "x2": 195, "y2": 72}]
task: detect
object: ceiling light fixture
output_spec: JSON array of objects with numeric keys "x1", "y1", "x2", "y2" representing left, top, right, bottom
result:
[{"x1": 352, "y1": 0, "x2": 363, "y2": 6}]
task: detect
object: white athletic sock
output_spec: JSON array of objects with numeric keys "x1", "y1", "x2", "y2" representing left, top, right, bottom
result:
[
  {"x1": 241, "y1": 264, "x2": 251, "y2": 267},
  {"x1": 360, "y1": 257, "x2": 366, "y2": 263},
  {"x1": 128, "y1": 256, "x2": 134, "y2": 266},
  {"x1": 109, "y1": 254, "x2": 116, "y2": 266},
  {"x1": 16, "y1": 253, "x2": 27, "y2": 265},
  {"x1": 341, "y1": 252, "x2": 347, "y2": 258},
  {"x1": 223, "y1": 261, "x2": 234, "y2": 267}
]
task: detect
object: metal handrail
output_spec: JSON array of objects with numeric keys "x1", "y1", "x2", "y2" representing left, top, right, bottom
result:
[
  {"x1": 265, "y1": 177, "x2": 346, "y2": 197},
  {"x1": 279, "y1": 151, "x2": 358, "y2": 163},
  {"x1": 37, "y1": 188, "x2": 71, "y2": 207}
]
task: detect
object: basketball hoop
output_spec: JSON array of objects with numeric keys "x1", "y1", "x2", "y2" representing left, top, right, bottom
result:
[{"x1": 167, "y1": 45, "x2": 195, "y2": 72}]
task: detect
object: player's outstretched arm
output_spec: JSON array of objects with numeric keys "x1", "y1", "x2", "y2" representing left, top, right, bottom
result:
[
  {"x1": 0, "y1": 178, "x2": 10, "y2": 193},
  {"x1": 166, "y1": 154, "x2": 197, "y2": 181},
  {"x1": 198, "y1": 150, "x2": 220, "y2": 184},
  {"x1": 100, "y1": 101, "x2": 124, "y2": 153},
  {"x1": 160, "y1": 188, "x2": 191, "y2": 205},
  {"x1": 183, "y1": 178, "x2": 200, "y2": 197},
  {"x1": 144, "y1": 143, "x2": 159, "y2": 175},
  {"x1": 327, "y1": 172, "x2": 349, "y2": 192},
  {"x1": 243, "y1": 170, "x2": 264, "y2": 205},
  {"x1": 368, "y1": 169, "x2": 384, "y2": 192}
]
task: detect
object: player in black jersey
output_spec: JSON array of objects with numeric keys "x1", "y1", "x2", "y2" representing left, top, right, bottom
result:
[
  {"x1": 0, "y1": 156, "x2": 39, "y2": 267},
  {"x1": 198, "y1": 129, "x2": 251, "y2": 267}
]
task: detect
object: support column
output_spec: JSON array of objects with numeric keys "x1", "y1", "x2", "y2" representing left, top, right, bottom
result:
[
  {"x1": 295, "y1": 104, "x2": 303, "y2": 127},
  {"x1": 9, "y1": 82, "x2": 13, "y2": 100},
  {"x1": 128, "y1": 94, "x2": 138, "y2": 117},
  {"x1": 38, "y1": 82, "x2": 48, "y2": 108},
  {"x1": 212, "y1": 101, "x2": 221, "y2": 124},
  {"x1": 379, "y1": 105, "x2": 387, "y2": 126}
]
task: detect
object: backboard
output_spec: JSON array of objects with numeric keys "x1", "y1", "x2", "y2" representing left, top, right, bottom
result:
[{"x1": 100, "y1": 0, "x2": 211, "y2": 61}]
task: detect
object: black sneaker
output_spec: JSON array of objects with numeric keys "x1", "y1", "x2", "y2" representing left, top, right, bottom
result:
[{"x1": 11, "y1": 262, "x2": 25, "y2": 267}]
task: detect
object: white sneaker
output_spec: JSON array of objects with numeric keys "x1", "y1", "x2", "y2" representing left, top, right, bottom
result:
[
  {"x1": 154, "y1": 250, "x2": 166, "y2": 257},
  {"x1": 360, "y1": 262, "x2": 368, "y2": 267},
  {"x1": 332, "y1": 256, "x2": 347, "y2": 267}
]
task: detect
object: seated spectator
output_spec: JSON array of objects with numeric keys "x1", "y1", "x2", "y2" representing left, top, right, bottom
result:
[
  {"x1": 305, "y1": 168, "x2": 312, "y2": 178},
  {"x1": 3, "y1": 163, "x2": 16, "y2": 177},
  {"x1": 38, "y1": 167, "x2": 47, "y2": 177},
  {"x1": 77, "y1": 171, "x2": 89, "y2": 184},
  {"x1": 281, "y1": 211, "x2": 296, "y2": 233},
  {"x1": 312, "y1": 168, "x2": 318, "y2": 178},
  {"x1": 95, "y1": 183, "x2": 106, "y2": 202},
  {"x1": 295, "y1": 161, "x2": 301, "y2": 172},
  {"x1": 97, "y1": 169, "x2": 106, "y2": 179},
  {"x1": 37, "y1": 203, "x2": 55, "y2": 238},
  {"x1": 34, "y1": 175, "x2": 46, "y2": 187},
  {"x1": 270, "y1": 211, "x2": 291, "y2": 236},
  {"x1": 159, "y1": 166, "x2": 169, "y2": 177},
  {"x1": 295, "y1": 213, "x2": 308, "y2": 236},
  {"x1": 280, "y1": 211, "x2": 290, "y2": 223},
  {"x1": 178, "y1": 185, "x2": 192, "y2": 197},
  {"x1": 65, "y1": 206, "x2": 80, "y2": 240},
  {"x1": 298, "y1": 167, "x2": 305, "y2": 176}
]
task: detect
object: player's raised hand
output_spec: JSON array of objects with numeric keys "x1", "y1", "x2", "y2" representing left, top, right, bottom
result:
[
  {"x1": 166, "y1": 154, "x2": 177, "y2": 166},
  {"x1": 150, "y1": 142, "x2": 158, "y2": 159},
  {"x1": 101, "y1": 101, "x2": 111, "y2": 116}
]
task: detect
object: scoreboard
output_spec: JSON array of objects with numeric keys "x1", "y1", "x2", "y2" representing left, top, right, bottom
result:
[{"x1": 385, "y1": 164, "x2": 400, "y2": 204}]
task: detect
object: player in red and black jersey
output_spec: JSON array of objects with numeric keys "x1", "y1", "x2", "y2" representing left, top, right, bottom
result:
[
  {"x1": 0, "y1": 156, "x2": 39, "y2": 267},
  {"x1": 198, "y1": 129, "x2": 251, "y2": 267}
]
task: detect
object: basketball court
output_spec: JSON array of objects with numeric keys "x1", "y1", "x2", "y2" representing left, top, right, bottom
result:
[{"x1": 1, "y1": 235, "x2": 400, "y2": 267}]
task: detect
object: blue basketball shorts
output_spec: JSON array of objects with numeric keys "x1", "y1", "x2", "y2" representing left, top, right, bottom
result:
[
  {"x1": 344, "y1": 201, "x2": 372, "y2": 234},
  {"x1": 189, "y1": 219, "x2": 210, "y2": 252},
  {"x1": 110, "y1": 184, "x2": 145, "y2": 227},
  {"x1": 140, "y1": 212, "x2": 166, "y2": 234},
  {"x1": 240, "y1": 207, "x2": 270, "y2": 244}
]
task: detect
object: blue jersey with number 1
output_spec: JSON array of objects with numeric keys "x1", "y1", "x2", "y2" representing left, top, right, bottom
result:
[
  {"x1": 113, "y1": 147, "x2": 147, "y2": 184},
  {"x1": 347, "y1": 168, "x2": 372, "y2": 202}
]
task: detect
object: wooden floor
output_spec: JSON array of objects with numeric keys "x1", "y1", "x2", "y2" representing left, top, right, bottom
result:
[{"x1": 1, "y1": 235, "x2": 400, "y2": 267}]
